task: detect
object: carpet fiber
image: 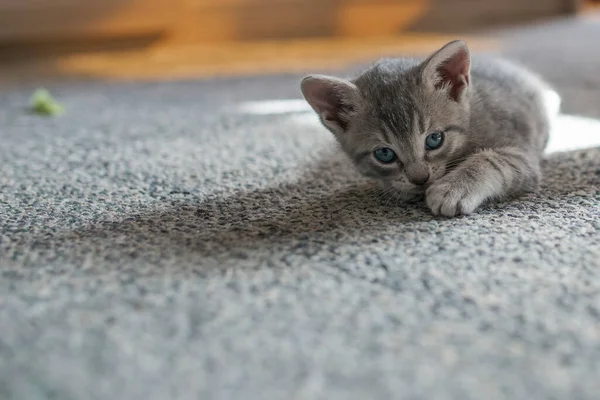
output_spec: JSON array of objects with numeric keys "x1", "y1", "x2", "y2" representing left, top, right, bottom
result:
[{"x1": 1, "y1": 17, "x2": 600, "y2": 400}]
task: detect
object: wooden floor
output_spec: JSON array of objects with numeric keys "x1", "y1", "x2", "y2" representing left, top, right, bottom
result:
[
  {"x1": 1, "y1": 1, "x2": 595, "y2": 85},
  {"x1": 0, "y1": 34, "x2": 499, "y2": 85}
]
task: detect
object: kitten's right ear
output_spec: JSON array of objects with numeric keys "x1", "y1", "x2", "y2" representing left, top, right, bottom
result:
[
  {"x1": 421, "y1": 40, "x2": 471, "y2": 102},
  {"x1": 300, "y1": 75, "x2": 359, "y2": 134}
]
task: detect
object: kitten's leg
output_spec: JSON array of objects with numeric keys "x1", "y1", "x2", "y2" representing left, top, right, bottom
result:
[{"x1": 426, "y1": 147, "x2": 541, "y2": 217}]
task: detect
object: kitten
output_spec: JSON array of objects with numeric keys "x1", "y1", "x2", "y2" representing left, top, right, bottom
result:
[{"x1": 300, "y1": 40, "x2": 560, "y2": 217}]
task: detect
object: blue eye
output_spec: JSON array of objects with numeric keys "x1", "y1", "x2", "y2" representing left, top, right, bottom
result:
[
  {"x1": 374, "y1": 147, "x2": 397, "y2": 163},
  {"x1": 425, "y1": 131, "x2": 444, "y2": 150}
]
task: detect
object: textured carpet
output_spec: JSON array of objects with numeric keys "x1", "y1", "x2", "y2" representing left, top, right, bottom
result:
[{"x1": 1, "y1": 17, "x2": 600, "y2": 400}]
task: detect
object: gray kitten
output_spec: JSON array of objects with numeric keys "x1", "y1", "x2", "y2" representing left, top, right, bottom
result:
[{"x1": 300, "y1": 40, "x2": 560, "y2": 217}]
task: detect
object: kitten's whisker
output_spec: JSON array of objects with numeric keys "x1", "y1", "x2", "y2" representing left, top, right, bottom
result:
[
  {"x1": 375, "y1": 185, "x2": 395, "y2": 204},
  {"x1": 444, "y1": 156, "x2": 471, "y2": 169},
  {"x1": 389, "y1": 189, "x2": 405, "y2": 207},
  {"x1": 394, "y1": 191, "x2": 407, "y2": 207},
  {"x1": 376, "y1": 185, "x2": 391, "y2": 198},
  {"x1": 377, "y1": 188, "x2": 392, "y2": 201},
  {"x1": 383, "y1": 186, "x2": 403, "y2": 208},
  {"x1": 383, "y1": 191, "x2": 395, "y2": 208}
]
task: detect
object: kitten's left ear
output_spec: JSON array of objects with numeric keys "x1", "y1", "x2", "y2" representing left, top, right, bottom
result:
[{"x1": 421, "y1": 40, "x2": 471, "y2": 102}]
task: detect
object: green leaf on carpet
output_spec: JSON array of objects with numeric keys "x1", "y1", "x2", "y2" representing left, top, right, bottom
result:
[{"x1": 30, "y1": 89, "x2": 64, "y2": 116}]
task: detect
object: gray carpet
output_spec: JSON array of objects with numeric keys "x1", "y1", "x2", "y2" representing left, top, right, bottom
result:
[{"x1": 2, "y1": 16, "x2": 600, "y2": 400}]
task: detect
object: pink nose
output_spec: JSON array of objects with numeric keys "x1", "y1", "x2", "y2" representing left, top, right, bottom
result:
[{"x1": 408, "y1": 173, "x2": 430, "y2": 186}]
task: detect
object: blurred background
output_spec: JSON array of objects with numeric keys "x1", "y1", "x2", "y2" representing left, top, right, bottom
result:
[{"x1": 0, "y1": 0, "x2": 595, "y2": 84}]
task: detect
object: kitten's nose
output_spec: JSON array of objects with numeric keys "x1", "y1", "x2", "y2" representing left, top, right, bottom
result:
[{"x1": 408, "y1": 173, "x2": 430, "y2": 186}]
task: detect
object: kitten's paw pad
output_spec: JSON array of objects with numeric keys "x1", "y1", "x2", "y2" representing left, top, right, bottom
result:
[{"x1": 425, "y1": 182, "x2": 481, "y2": 217}]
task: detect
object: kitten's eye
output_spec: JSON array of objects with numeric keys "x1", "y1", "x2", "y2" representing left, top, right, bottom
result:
[
  {"x1": 374, "y1": 147, "x2": 397, "y2": 163},
  {"x1": 425, "y1": 131, "x2": 444, "y2": 150}
]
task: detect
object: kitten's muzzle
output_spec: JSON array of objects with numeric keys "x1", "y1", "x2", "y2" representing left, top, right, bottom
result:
[{"x1": 407, "y1": 172, "x2": 430, "y2": 186}]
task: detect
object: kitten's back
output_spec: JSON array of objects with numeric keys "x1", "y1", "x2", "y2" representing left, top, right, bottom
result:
[{"x1": 469, "y1": 56, "x2": 558, "y2": 151}]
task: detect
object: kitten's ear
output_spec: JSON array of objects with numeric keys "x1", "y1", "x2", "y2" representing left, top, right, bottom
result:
[
  {"x1": 300, "y1": 75, "x2": 359, "y2": 134},
  {"x1": 421, "y1": 40, "x2": 471, "y2": 102}
]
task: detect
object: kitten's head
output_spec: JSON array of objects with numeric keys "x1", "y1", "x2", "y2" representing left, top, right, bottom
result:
[{"x1": 300, "y1": 40, "x2": 472, "y2": 194}]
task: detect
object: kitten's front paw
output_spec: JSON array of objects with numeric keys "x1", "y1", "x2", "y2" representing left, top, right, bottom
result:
[{"x1": 425, "y1": 181, "x2": 482, "y2": 217}]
